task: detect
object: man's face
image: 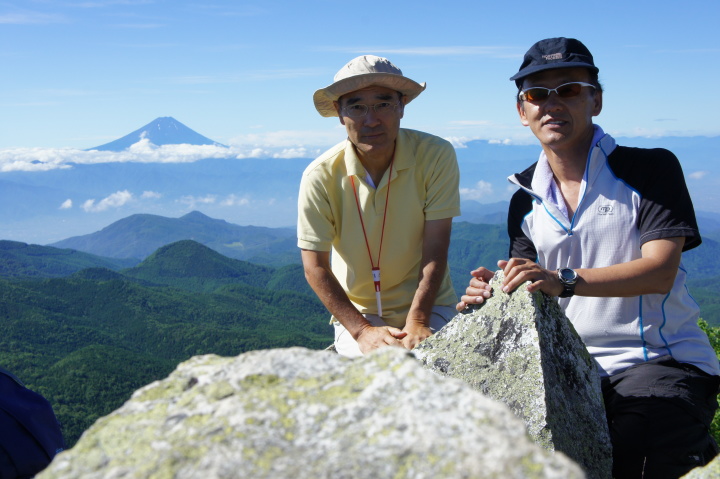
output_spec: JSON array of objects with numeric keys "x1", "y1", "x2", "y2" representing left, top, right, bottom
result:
[
  {"x1": 333, "y1": 86, "x2": 405, "y2": 161},
  {"x1": 517, "y1": 67, "x2": 602, "y2": 152}
]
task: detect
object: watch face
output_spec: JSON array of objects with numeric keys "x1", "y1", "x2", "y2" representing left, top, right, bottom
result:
[{"x1": 559, "y1": 268, "x2": 578, "y2": 284}]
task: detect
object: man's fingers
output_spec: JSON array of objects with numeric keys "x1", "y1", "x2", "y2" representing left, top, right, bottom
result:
[
  {"x1": 387, "y1": 327, "x2": 407, "y2": 339},
  {"x1": 460, "y1": 294, "x2": 486, "y2": 305},
  {"x1": 470, "y1": 266, "x2": 495, "y2": 282}
]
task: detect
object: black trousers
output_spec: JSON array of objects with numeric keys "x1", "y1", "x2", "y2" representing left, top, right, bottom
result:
[{"x1": 602, "y1": 357, "x2": 720, "y2": 479}]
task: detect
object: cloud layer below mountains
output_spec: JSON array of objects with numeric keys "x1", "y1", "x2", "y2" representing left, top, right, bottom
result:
[{"x1": 0, "y1": 138, "x2": 327, "y2": 172}]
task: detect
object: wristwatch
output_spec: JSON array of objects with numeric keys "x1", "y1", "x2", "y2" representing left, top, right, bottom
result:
[{"x1": 557, "y1": 268, "x2": 578, "y2": 298}]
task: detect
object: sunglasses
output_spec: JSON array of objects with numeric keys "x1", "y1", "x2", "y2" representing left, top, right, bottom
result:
[{"x1": 518, "y1": 82, "x2": 596, "y2": 102}]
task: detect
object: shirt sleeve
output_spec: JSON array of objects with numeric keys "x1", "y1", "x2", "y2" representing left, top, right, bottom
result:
[
  {"x1": 423, "y1": 141, "x2": 461, "y2": 221},
  {"x1": 610, "y1": 147, "x2": 701, "y2": 252},
  {"x1": 508, "y1": 189, "x2": 537, "y2": 260},
  {"x1": 297, "y1": 167, "x2": 335, "y2": 252}
]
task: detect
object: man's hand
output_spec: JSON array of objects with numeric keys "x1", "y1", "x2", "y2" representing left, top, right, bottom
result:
[
  {"x1": 500, "y1": 258, "x2": 563, "y2": 296},
  {"x1": 457, "y1": 258, "x2": 565, "y2": 311},
  {"x1": 400, "y1": 321, "x2": 432, "y2": 350},
  {"x1": 456, "y1": 237, "x2": 687, "y2": 309},
  {"x1": 356, "y1": 325, "x2": 407, "y2": 354},
  {"x1": 456, "y1": 265, "x2": 495, "y2": 310}
]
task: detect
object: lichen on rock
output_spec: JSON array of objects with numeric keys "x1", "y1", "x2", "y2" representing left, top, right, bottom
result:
[
  {"x1": 414, "y1": 270, "x2": 612, "y2": 479},
  {"x1": 38, "y1": 347, "x2": 584, "y2": 479}
]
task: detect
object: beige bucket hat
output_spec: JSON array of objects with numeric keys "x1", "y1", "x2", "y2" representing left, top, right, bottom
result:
[{"x1": 313, "y1": 55, "x2": 426, "y2": 117}]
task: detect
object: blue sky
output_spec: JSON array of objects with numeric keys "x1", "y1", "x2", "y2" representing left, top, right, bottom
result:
[{"x1": 1, "y1": 0, "x2": 719, "y2": 153}]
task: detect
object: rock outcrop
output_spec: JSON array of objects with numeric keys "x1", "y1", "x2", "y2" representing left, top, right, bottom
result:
[
  {"x1": 682, "y1": 455, "x2": 720, "y2": 478},
  {"x1": 414, "y1": 271, "x2": 612, "y2": 479},
  {"x1": 38, "y1": 347, "x2": 584, "y2": 479}
]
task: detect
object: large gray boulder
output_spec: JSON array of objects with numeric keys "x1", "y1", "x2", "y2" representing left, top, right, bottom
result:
[
  {"x1": 682, "y1": 455, "x2": 720, "y2": 478},
  {"x1": 414, "y1": 270, "x2": 612, "y2": 479},
  {"x1": 38, "y1": 347, "x2": 584, "y2": 479}
]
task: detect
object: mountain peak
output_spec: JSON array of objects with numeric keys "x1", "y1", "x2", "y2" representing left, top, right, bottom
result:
[
  {"x1": 180, "y1": 211, "x2": 215, "y2": 222},
  {"x1": 88, "y1": 117, "x2": 226, "y2": 152},
  {"x1": 125, "y1": 239, "x2": 272, "y2": 286}
]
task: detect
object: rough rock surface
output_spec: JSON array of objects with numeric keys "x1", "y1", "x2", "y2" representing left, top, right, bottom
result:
[
  {"x1": 38, "y1": 347, "x2": 585, "y2": 479},
  {"x1": 414, "y1": 270, "x2": 612, "y2": 479},
  {"x1": 682, "y1": 455, "x2": 720, "y2": 478}
]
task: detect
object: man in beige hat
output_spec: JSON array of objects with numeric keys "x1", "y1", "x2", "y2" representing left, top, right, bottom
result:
[{"x1": 298, "y1": 55, "x2": 460, "y2": 358}]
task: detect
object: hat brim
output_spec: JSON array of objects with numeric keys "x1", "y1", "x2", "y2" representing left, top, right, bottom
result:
[
  {"x1": 313, "y1": 73, "x2": 426, "y2": 117},
  {"x1": 510, "y1": 62, "x2": 599, "y2": 82}
]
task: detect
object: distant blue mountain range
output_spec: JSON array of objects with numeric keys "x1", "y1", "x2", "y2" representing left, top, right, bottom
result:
[
  {"x1": 88, "y1": 117, "x2": 226, "y2": 151},
  {"x1": 2, "y1": 117, "x2": 719, "y2": 245}
]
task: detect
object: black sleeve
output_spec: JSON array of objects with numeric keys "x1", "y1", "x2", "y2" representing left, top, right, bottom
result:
[
  {"x1": 608, "y1": 146, "x2": 701, "y2": 252},
  {"x1": 508, "y1": 189, "x2": 537, "y2": 260}
]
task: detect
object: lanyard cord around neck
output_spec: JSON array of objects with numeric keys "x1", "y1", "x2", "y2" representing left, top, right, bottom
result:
[{"x1": 349, "y1": 158, "x2": 394, "y2": 316}]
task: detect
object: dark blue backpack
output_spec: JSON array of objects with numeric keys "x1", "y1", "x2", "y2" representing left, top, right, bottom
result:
[{"x1": 0, "y1": 368, "x2": 65, "y2": 479}]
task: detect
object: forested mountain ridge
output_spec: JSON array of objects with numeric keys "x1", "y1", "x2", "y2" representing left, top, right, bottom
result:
[
  {"x1": 2, "y1": 222, "x2": 720, "y2": 448},
  {"x1": 50, "y1": 210, "x2": 297, "y2": 265},
  {"x1": 121, "y1": 240, "x2": 275, "y2": 292},
  {"x1": 0, "y1": 240, "x2": 331, "y2": 446},
  {"x1": 0, "y1": 240, "x2": 137, "y2": 278}
]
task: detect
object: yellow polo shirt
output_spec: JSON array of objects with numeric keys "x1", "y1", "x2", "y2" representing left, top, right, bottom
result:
[{"x1": 297, "y1": 128, "x2": 460, "y2": 328}]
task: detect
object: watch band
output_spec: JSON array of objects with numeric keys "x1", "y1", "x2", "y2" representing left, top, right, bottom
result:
[
  {"x1": 559, "y1": 283, "x2": 575, "y2": 298},
  {"x1": 557, "y1": 268, "x2": 577, "y2": 298}
]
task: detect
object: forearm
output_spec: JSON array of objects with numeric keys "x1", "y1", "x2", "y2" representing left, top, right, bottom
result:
[
  {"x1": 504, "y1": 237, "x2": 685, "y2": 298},
  {"x1": 405, "y1": 218, "x2": 452, "y2": 327},
  {"x1": 574, "y1": 258, "x2": 680, "y2": 298},
  {"x1": 575, "y1": 237, "x2": 684, "y2": 297},
  {"x1": 406, "y1": 259, "x2": 447, "y2": 326},
  {"x1": 303, "y1": 261, "x2": 371, "y2": 339}
]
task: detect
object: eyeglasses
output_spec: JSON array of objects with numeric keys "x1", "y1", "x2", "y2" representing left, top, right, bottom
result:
[
  {"x1": 518, "y1": 82, "x2": 596, "y2": 102},
  {"x1": 341, "y1": 101, "x2": 401, "y2": 118}
]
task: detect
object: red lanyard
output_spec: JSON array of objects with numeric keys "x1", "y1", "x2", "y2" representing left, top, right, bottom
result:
[{"x1": 350, "y1": 158, "x2": 393, "y2": 316}]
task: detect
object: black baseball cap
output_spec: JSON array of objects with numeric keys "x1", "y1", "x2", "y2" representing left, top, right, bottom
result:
[{"x1": 510, "y1": 37, "x2": 599, "y2": 87}]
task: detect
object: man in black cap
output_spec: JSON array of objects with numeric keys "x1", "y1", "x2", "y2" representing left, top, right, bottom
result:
[{"x1": 458, "y1": 37, "x2": 720, "y2": 478}]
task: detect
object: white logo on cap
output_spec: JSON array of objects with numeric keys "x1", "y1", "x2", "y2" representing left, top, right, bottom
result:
[{"x1": 543, "y1": 53, "x2": 563, "y2": 61}]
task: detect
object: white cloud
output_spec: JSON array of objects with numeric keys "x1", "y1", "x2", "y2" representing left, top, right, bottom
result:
[
  {"x1": 114, "y1": 23, "x2": 165, "y2": 29},
  {"x1": 460, "y1": 180, "x2": 494, "y2": 201},
  {"x1": 82, "y1": 190, "x2": 133, "y2": 212},
  {"x1": 70, "y1": 0, "x2": 155, "y2": 7},
  {"x1": 170, "y1": 68, "x2": 323, "y2": 85},
  {"x1": 179, "y1": 195, "x2": 217, "y2": 209},
  {"x1": 450, "y1": 120, "x2": 492, "y2": 126},
  {"x1": 228, "y1": 129, "x2": 345, "y2": 150},
  {"x1": 0, "y1": 147, "x2": 75, "y2": 172},
  {"x1": 445, "y1": 136, "x2": 517, "y2": 148},
  {"x1": 60, "y1": 199, "x2": 73, "y2": 210},
  {"x1": 221, "y1": 194, "x2": 250, "y2": 207},
  {"x1": 273, "y1": 147, "x2": 317, "y2": 159},
  {"x1": 0, "y1": 12, "x2": 67, "y2": 24},
  {"x1": 326, "y1": 46, "x2": 519, "y2": 58},
  {"x1": 688, "y1": 171, "x2": 709, "y2": 180},
  {"x1": 0, "y1": 131, "x2": 352, "y2": 172},
  {"x1": 445, "y1": 136, "x2": 472, "y2": 149},
  {"x1": 141, "y1": 190, "x2": 162, "y2": 199}
]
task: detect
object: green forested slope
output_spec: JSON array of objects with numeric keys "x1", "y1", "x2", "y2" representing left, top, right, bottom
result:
[
  {"x1": 0, "y1": 242, "x2": 331, "y2": 445},
  {"x1": 121, "y1": 239, "x2": 275, "y2": 292},
  {"x1": 0, "y1": 240, "x2": 137, "y2": 278},
  {"x1": 49, "y1": 210, "x2": 297, "y2": 263},
  {"x1": 2, "y1": 225, "x2": 720, "y2": 448},
  {"x1": 447, "y1": 222, "x2": 509, "y2": 299}
]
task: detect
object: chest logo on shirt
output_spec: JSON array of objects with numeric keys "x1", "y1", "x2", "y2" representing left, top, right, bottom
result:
[{"x1": 597, "y1": 205, "x2": 614, "y2": 215}]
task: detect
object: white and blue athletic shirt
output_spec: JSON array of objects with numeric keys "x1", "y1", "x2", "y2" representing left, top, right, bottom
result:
[{"x1": 507, "y1": 126, "x2": 720, "y2": 378}]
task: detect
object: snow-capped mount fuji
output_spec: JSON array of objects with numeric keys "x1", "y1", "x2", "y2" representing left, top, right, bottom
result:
[{"x1": 88, "y1": 117, "x2": 227, "y2": 151}]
